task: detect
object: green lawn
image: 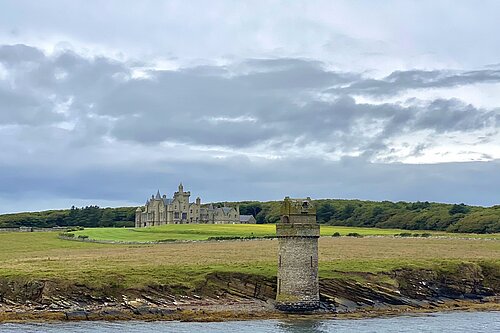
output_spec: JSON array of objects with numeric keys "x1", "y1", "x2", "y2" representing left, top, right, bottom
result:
[
  {"x1": 71, "y1": 224, "x2": 404, "y2": 241},
  {"x1": 70, "y1": 224, "x2": 500, "y2": 242}
]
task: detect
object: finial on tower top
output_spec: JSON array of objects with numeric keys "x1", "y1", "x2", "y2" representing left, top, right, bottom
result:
[{"x1": 178, "y1": 182, "x2": 184, "y2": 192}]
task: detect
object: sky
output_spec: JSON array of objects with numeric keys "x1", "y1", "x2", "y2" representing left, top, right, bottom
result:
[{"x1": 0, "y1": 0, "x2": 499, "y2": 213}]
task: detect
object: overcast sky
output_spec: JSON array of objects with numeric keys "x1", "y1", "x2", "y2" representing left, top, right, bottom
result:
[{"x1": 0, "y1": 0, "x2": 499, "y2": 213}]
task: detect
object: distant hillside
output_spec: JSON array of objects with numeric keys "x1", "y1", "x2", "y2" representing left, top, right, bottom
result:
[{"x1": 1, "y1": 199, "x2": 499, "y2": 233}]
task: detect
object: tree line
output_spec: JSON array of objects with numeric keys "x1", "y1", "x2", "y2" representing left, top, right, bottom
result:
[
  {"x1": 238, "y1": 200, "x2": 500, "y2": 234},
  {"x1": 0, "y1": 206, "x2": 136, "y2": 228},
  {"x1": 0, "y1": 199, "x2": 499, "y2": 233}
]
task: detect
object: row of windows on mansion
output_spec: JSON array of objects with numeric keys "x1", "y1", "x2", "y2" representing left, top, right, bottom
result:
[{"x1": 135, "y1": 183, "x2": 255, "y2": 227}]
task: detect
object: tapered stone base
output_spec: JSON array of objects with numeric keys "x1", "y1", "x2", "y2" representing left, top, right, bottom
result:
[{"x1": 275, "y1": 300, "x2": 320, "y2": 312}]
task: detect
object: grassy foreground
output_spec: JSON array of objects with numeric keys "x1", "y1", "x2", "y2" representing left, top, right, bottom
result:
[
  {"x1": 0, "y1": 230, "x2": 498, "y2": 290},
  {"x1": 70, "y1": 224, "x2": 500, "y2": 242}
]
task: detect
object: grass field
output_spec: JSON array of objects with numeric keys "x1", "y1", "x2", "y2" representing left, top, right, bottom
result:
[
  {"x1": 0, "y1": 230, "x2": 498, "y2": 289},
  {"x1": 70, "y1": 224, "x2": 500, "y2": 242}
]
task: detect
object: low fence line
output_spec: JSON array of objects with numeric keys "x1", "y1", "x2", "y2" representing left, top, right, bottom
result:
[
  {"x1": 57, "y1": 234, "x2": 498, "y2": 245},
  {"x1": 57, "y1": 235, "x2": 277, "y2": 245},
  {"x1": 0, "y1": 227, "x2": 70, "y2": 233}
]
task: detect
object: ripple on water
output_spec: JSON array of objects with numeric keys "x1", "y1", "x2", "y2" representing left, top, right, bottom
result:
[{"x1": 0, "y1": 311, "x2": 499, "y2": 333}]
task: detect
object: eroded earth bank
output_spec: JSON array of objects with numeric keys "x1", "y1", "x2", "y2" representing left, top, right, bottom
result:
[{"x1": 0, "y1": 262, "x2": 499, "y2": 322}]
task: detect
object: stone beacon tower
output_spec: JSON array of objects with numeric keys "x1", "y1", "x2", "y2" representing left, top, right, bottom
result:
[{"x1": 276, "y1": 196, "x2": 320, "y2": 311}]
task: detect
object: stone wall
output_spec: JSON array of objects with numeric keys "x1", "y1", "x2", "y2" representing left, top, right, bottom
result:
[{"x1": 276, "y1": 235, "x2": 319, "y2": 311}]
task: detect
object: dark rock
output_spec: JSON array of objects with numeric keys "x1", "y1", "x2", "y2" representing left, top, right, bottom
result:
[
  {"x1": 133, "y1": 306, "x2": 154, "y2": 315},
  {"x1": 65, "y1": 310, "x2": 88, "y2": 320},
  {"x1": 159, "y1": 308, "x2": 176, "y2": 315},
  {"x1": 99, "y1": 309, "x2": 130, "y2": 319}
]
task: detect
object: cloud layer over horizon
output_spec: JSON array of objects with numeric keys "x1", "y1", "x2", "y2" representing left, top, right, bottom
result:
[{"x1": 0, "y1": 1, "x2": 499, "y2": 212}]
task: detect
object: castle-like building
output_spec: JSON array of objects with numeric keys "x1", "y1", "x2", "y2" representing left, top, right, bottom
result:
[{"x1": 135, "y1": 183, "x2": 241, "y2": 227}]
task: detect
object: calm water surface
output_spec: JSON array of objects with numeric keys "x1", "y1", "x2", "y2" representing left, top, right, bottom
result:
[{"x1": 0, "y1": 311, "x2": 498, "y2": 333}]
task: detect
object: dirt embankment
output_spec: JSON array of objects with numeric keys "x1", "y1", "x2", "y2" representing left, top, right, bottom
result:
[{"x1": 0, "y1": 262, "x2": 499, "y2": 322}]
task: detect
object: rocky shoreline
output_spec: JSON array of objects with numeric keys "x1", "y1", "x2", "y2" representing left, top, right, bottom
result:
[
  {"x1": 1, "y1": 262, "x2": 499, "y2": 323},
  {"x1": 0, "y1": 296, "x2": 499, "y2": 323},
  {"x1": 0, "y1": 296, "x2": 500, "y2": 323}
]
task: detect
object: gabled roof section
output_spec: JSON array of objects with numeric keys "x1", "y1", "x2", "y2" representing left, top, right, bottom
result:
[
  {"x1": 240, "y1": 215, "x2": 254, "y2": 222},
  {"x1": 221, "y1": 207, "x2": 233, "y2": 214},
  {"x1": 155, "y1": 190, "x2": 161, "y2": 199}
]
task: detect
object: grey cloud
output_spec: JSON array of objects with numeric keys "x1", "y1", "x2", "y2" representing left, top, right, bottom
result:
[
  {"x1": 0, "y1": 44, "x2": 499, "y2": 212},
  {"x1": 412, "y1": 99, "x2": 498, "y2": 133},
  {"x1": 0, "y1": 44, "x2": 44, "y2": 64},
  {"x1": 1, "y1": 44, "x2": 498, "y2": 158},
  {"x1": 99, "y1": 68, "x2": 498, "y2": 155},
  {"x1": 1, "y1": 156, "x2": 499, "y2": 212},
  {"x1": 341, "y1": 69, "x2": 500, "y2": 96},
  {"x1": 235, "y1": 58, "x2": 357, "y2": 90},
  {"x1": 0, "y1": 84, "x2": 62, "y2": 126}
]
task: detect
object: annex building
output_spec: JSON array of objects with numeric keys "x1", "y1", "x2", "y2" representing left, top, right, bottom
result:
[{"x1": 135, "y1": 183, "x2": 244, "y2": 227}]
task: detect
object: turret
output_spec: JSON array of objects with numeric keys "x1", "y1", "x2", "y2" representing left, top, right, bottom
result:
[
  {"x1": 135, "y1": 207, "x2": 143, "y2": 228},
  {"x1": 196, "y1": 197, "x2": 201, "y2": 205}
]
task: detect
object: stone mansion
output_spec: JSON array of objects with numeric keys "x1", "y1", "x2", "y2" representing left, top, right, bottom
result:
[{"x1": 135, "y1": 183, "x2": 246, "y2": 227}]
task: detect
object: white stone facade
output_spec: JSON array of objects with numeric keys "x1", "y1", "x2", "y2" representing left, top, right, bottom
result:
[{"x1": 135, "y1": 183, "x2": 241, "y2": 227}]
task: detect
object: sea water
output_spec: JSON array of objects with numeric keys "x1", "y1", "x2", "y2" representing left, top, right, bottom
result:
[{"x1": 0, "y1": 311, "x2": 498, "y2": 333}]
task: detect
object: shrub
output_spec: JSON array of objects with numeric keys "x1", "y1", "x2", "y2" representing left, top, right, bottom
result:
[
  {"x1": 332, "y1": 232, "x2": 341, "y2": 237},
  {"x1": 399, "y1": 232, "x2": 413, "y2": 237},
  {"x1": 207, "y1": 236, "x2": 242, "y2": 241},
  {"x1": 421, "y1": 233, "x2": 432, "y2": 237},
  {"x1": 346, "y1": 232, "x2": 363, "y2": 237},
  {"x1": 77, "y1": 235, "x2": 89, "y2": 240}
]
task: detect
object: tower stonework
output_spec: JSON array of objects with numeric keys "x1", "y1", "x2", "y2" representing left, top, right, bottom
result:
[{"x1": 276, "y1": 197, "x2": 320, "y2": 311}]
